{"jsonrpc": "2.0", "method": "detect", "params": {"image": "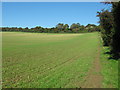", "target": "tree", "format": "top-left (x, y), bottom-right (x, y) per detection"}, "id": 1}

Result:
top-left (97, 1), bottom-right (120, 59)
top-left (2, 23), bottom-right (99, 33)
top-left (63, 24), bottom-right (69, 32)
top-left (34, 26), bottom-right (43, 33)
top-left (25, 27), bottom-right (29, 29)
top-left (56, 23), bottom-right (64, 31)
top-left (85, 24), bottom-right (97, 32)
top-left (70, 23), bottom-right (81, 33)
top-left (70, 23), bottom-right (80, 29)
top-left (111, 2), bottom-right (120, 59)
top-left (97, 9), bottom-right (114, 46)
